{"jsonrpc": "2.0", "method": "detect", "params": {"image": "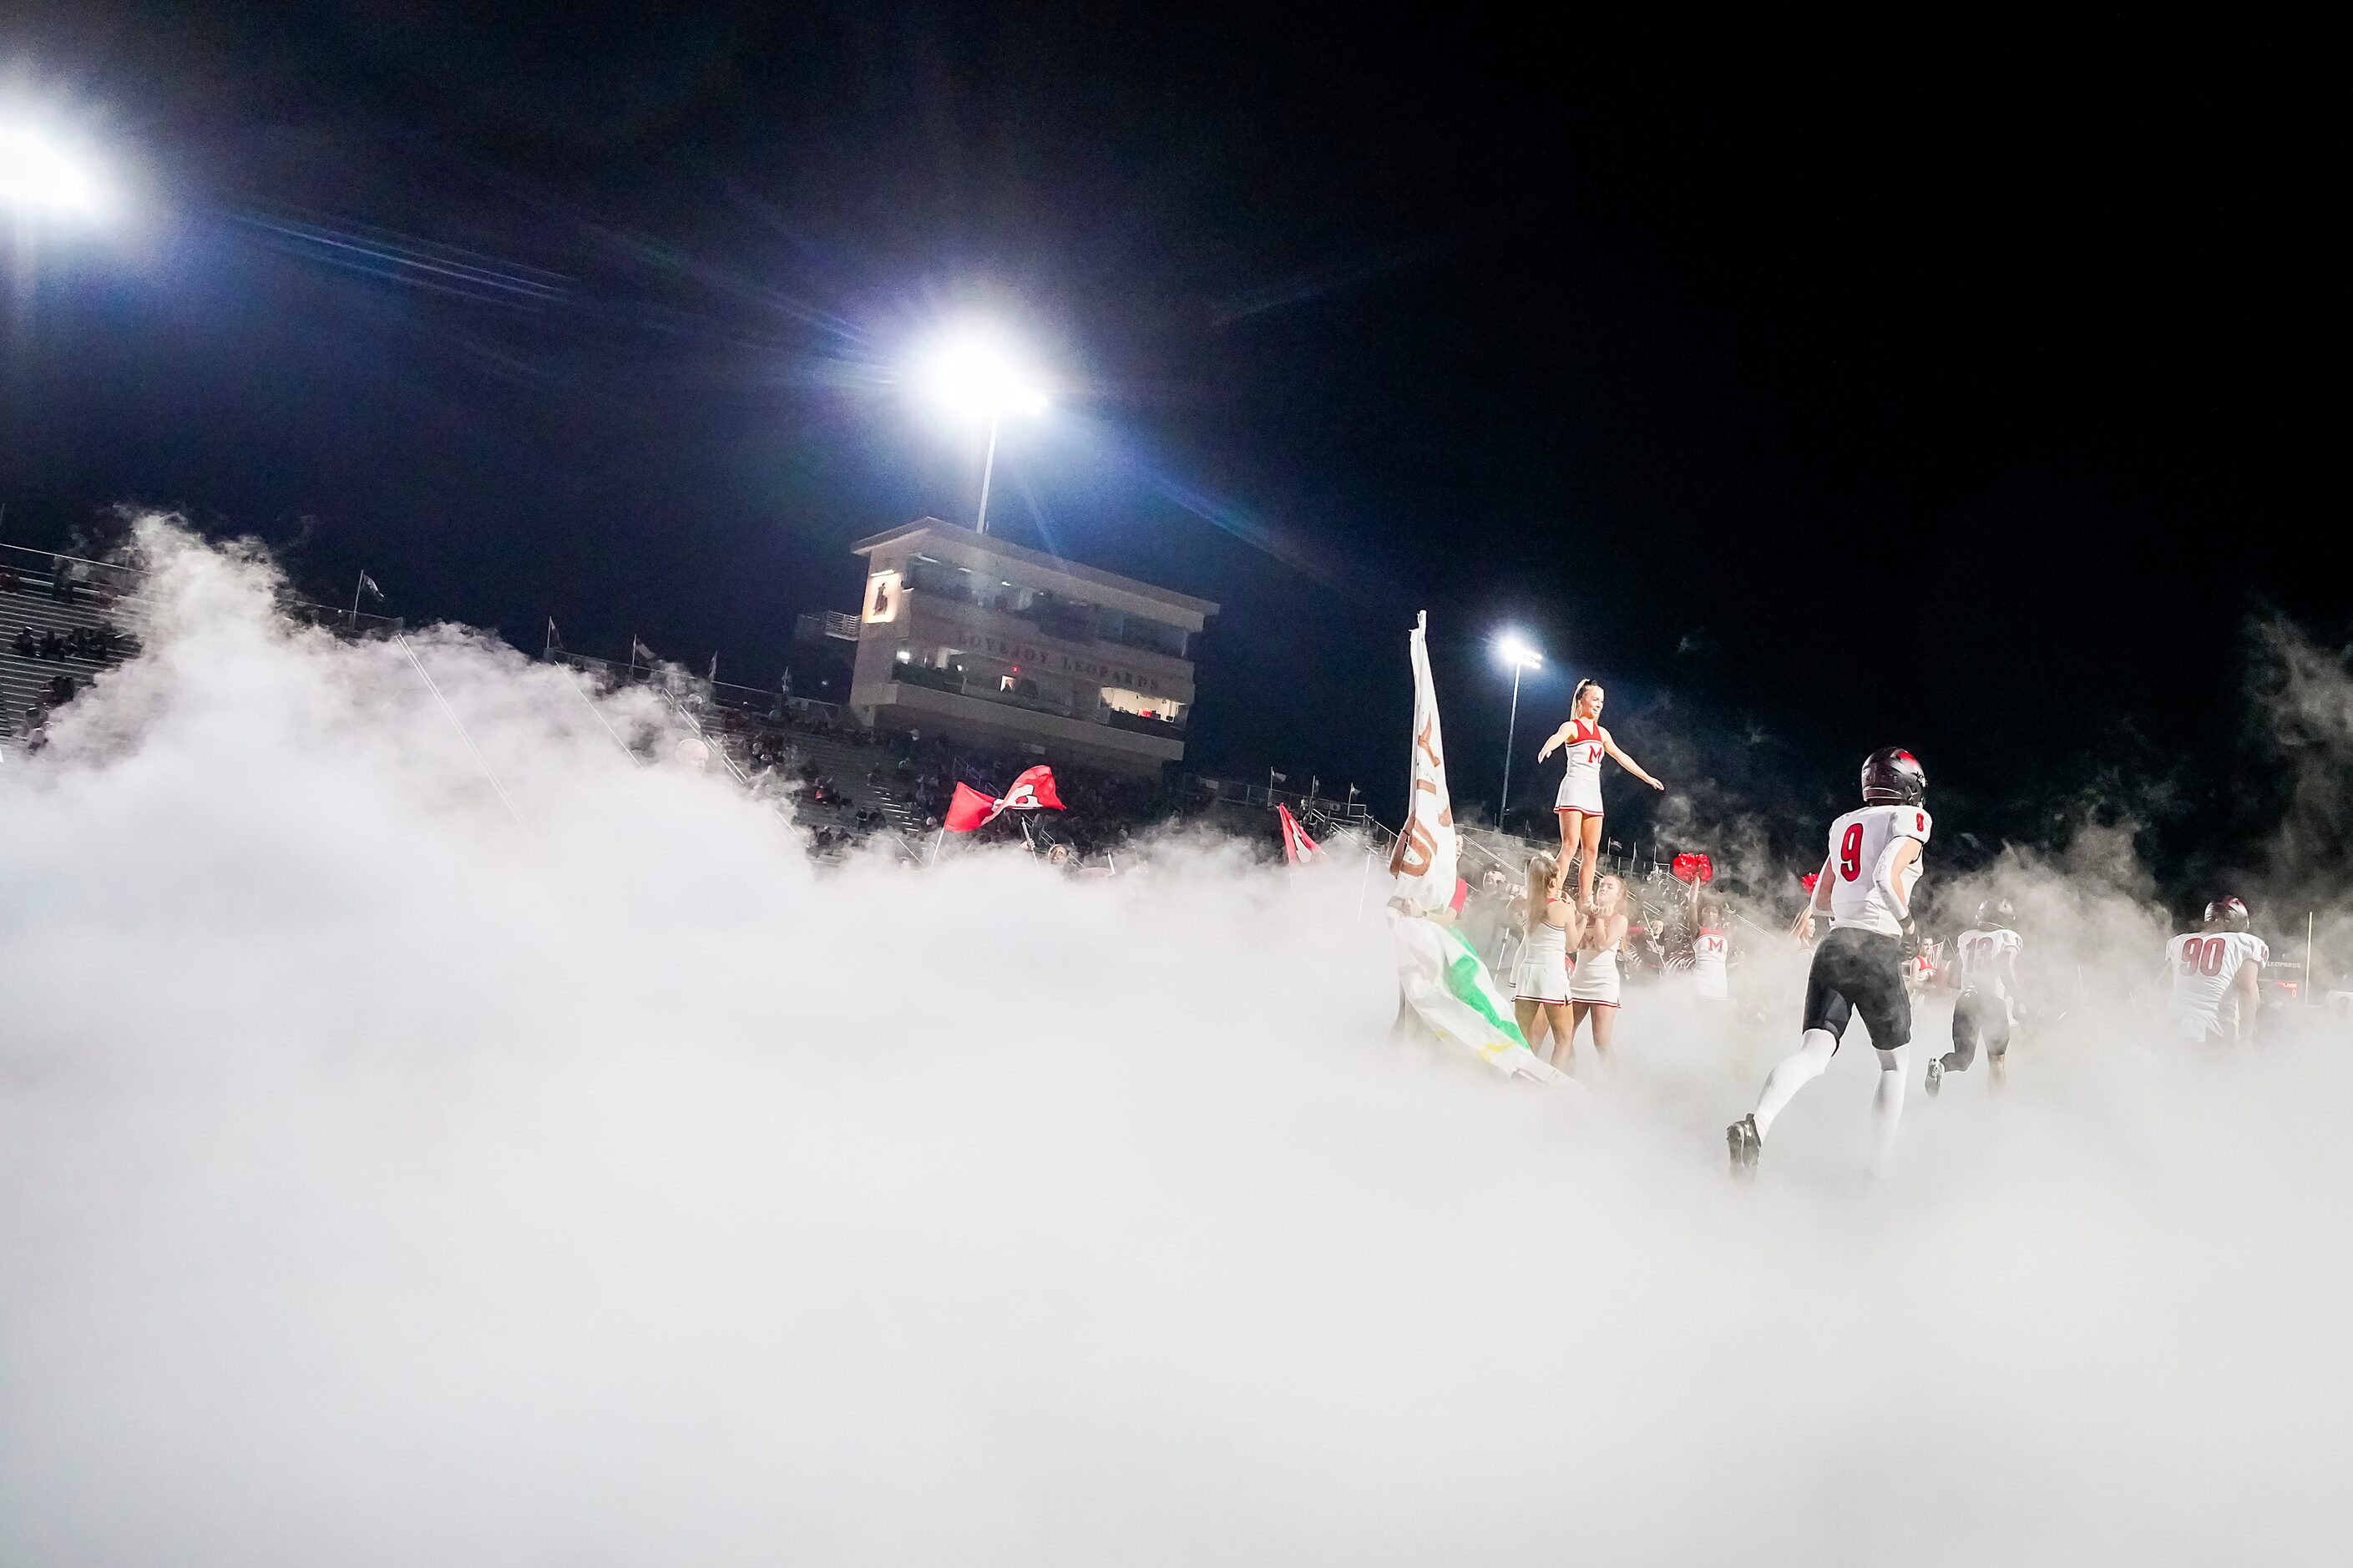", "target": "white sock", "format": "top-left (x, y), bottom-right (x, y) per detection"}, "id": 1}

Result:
top-left (1752, 1029), bottom-right (1839, 1140)
top-left (1870, 1044), bottom-right (1909, 1170)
